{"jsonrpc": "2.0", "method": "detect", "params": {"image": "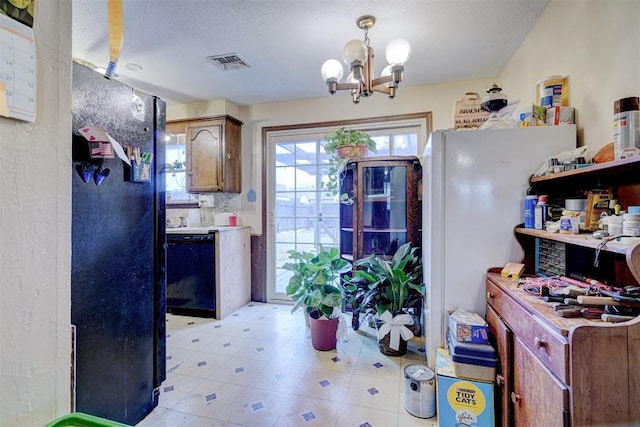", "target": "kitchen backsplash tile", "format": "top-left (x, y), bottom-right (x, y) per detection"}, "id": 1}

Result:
top-left (167, 192), bottom-right (241, 227)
